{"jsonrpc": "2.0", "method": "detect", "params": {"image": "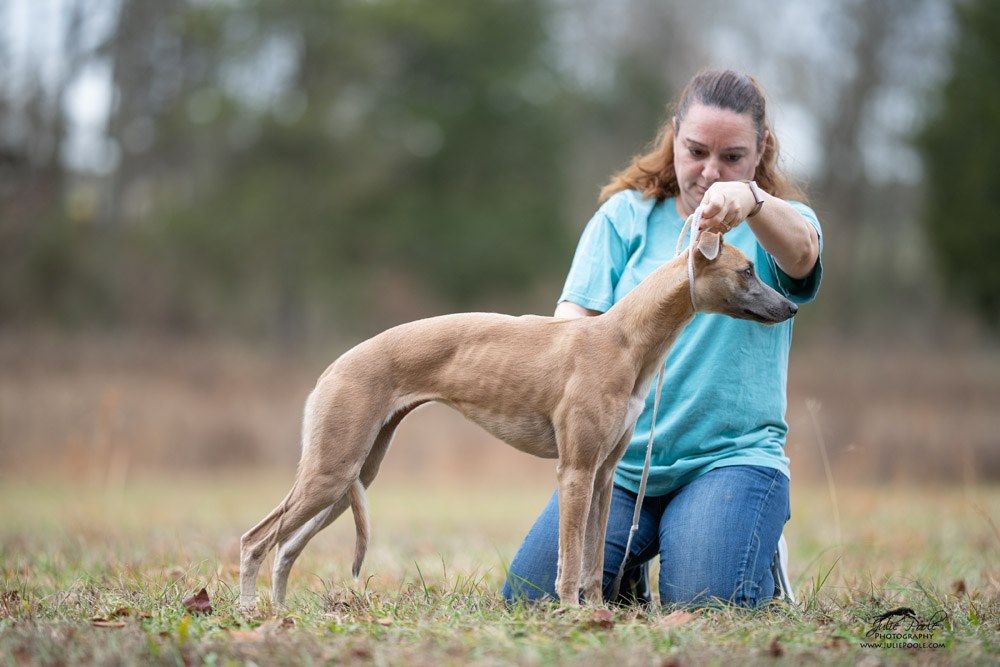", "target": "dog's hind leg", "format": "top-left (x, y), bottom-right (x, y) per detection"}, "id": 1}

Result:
top-left (269, 403), bottom-right (422, 608)
top-left (240, 470), bottom-right (350, 612)
top-left (240, 406), bottom-right (380, 612)
top-left (271, 501), bottom-right (342, 608)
